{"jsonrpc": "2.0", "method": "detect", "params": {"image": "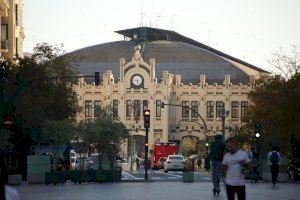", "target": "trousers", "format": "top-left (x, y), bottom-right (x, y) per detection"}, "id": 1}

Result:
top-left (271, 164), bottom-right (279, 183)
top-left (212, 160), bottom-right (222, 187)
top-left (226, 185), bottom-right (246, 200)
